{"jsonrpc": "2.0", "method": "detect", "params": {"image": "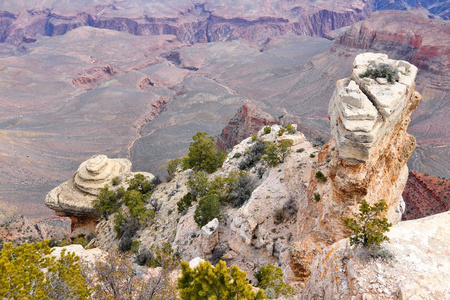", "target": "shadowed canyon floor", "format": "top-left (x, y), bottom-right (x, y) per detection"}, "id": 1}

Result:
top-left (0, 3), bottom-right (449, 217)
